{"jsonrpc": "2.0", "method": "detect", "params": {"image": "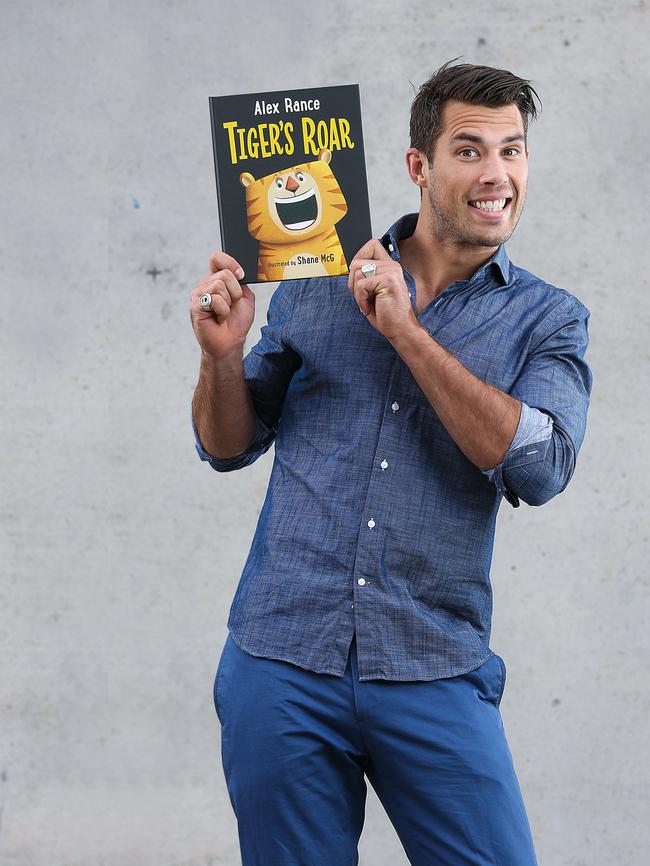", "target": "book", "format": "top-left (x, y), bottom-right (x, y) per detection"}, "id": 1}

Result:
top-left (208, 84), bottom-right (372, 284)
